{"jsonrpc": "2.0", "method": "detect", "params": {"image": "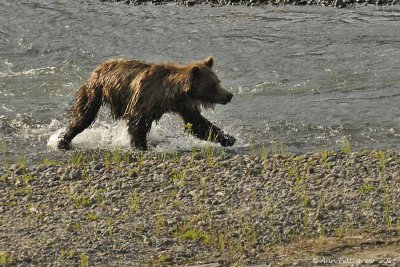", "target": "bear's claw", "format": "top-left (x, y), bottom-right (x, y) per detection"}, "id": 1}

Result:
top-left (220, 134), bottom-right (236, 147)
top-left (57, 139), bottom-right (71, 150)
